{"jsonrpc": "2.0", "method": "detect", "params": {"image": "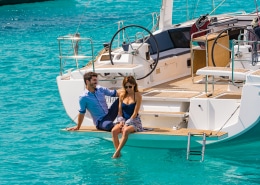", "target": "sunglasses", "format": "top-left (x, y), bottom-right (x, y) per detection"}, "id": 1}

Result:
top-left (124, 85), bottom-right (132, 89)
